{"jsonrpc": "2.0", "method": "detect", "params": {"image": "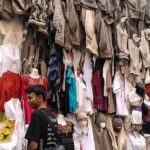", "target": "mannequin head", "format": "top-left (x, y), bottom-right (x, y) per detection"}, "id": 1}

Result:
top-left (57, 114), bottom-right (67, 126)
top-left (112, 117), bottom-right (123, 133)
top-left (132, 124), bottom-right (142, 133)
top-left (95, 113), bottom-right (107, 129)
top-left (76, 112), bottom-right (88, 128)
top-left (30, 68), bottom-right (39, 78)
